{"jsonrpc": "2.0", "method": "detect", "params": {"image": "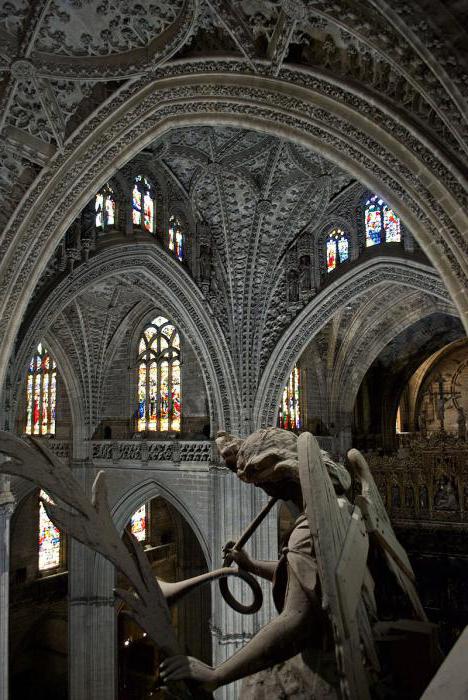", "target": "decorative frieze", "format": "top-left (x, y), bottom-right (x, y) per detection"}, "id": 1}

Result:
top-left (91, 440), bottom-right (212, 464)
